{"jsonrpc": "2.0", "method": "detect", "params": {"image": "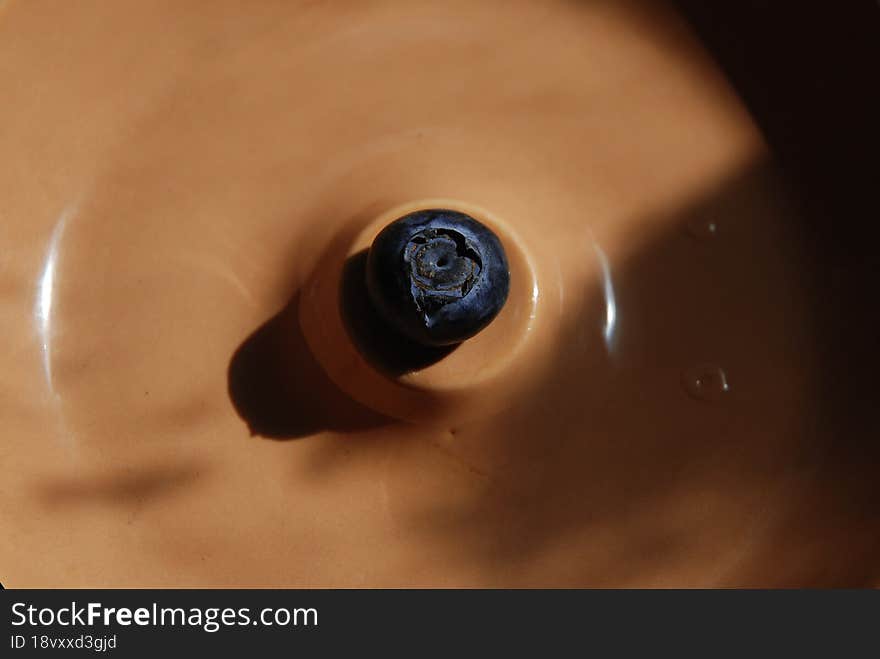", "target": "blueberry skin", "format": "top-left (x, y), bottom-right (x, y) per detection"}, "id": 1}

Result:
top-left (366, 209), bottom-right (510, 347)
